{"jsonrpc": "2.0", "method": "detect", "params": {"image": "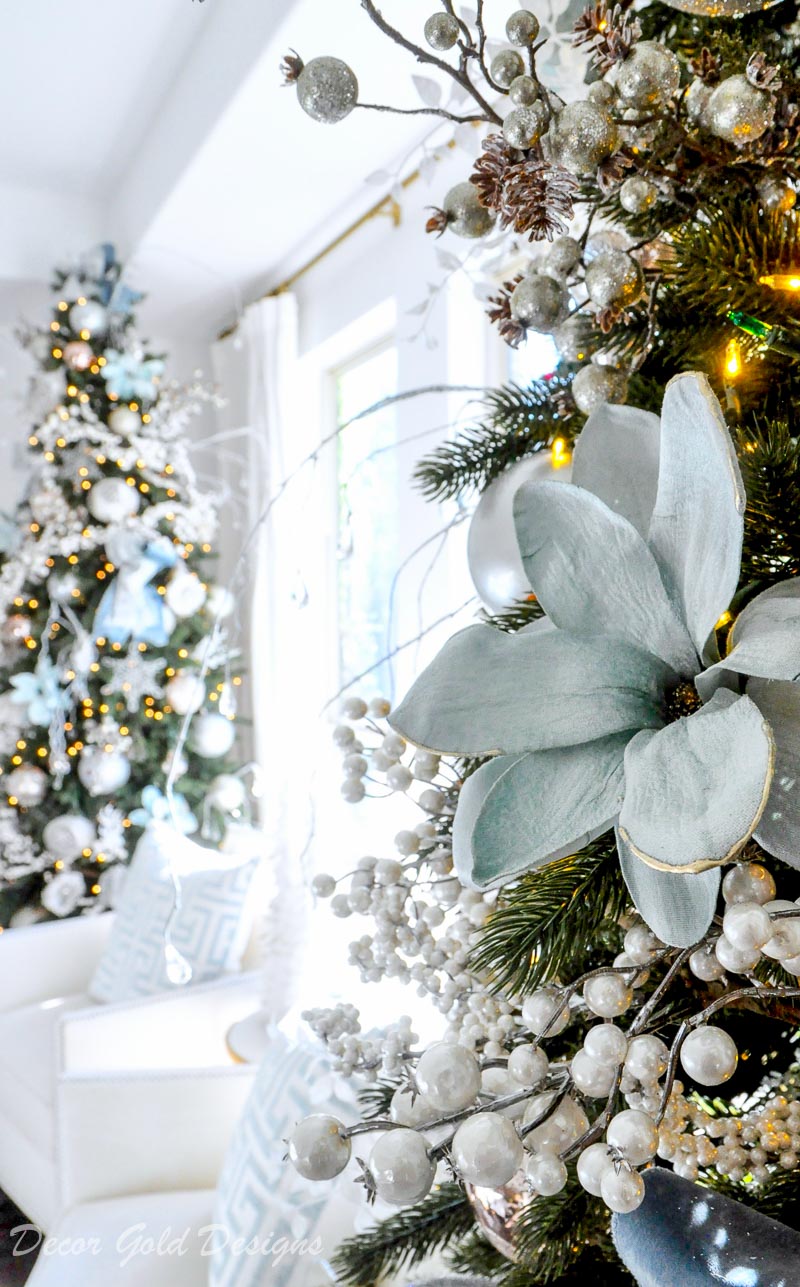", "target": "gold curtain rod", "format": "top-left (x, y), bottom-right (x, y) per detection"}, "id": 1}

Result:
top-left (217, 138), bottom-right (457, 342)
